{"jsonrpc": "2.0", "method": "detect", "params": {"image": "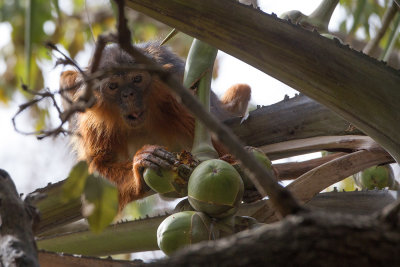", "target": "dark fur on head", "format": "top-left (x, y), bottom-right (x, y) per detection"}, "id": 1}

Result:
top-left (93, 42), bottom-right (185, 79)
